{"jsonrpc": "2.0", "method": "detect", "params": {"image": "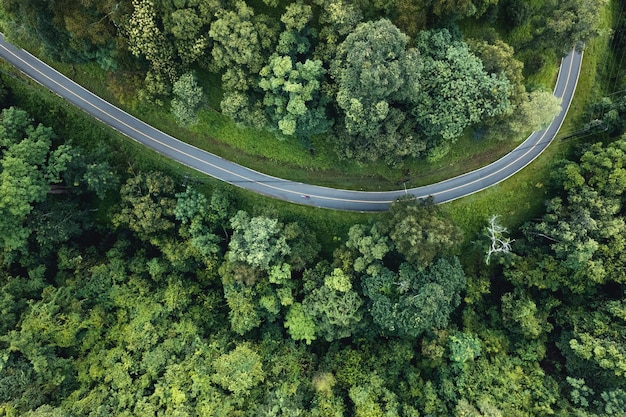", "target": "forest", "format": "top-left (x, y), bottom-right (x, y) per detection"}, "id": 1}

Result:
top-left (0, 0), bottom-right (625, 416)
